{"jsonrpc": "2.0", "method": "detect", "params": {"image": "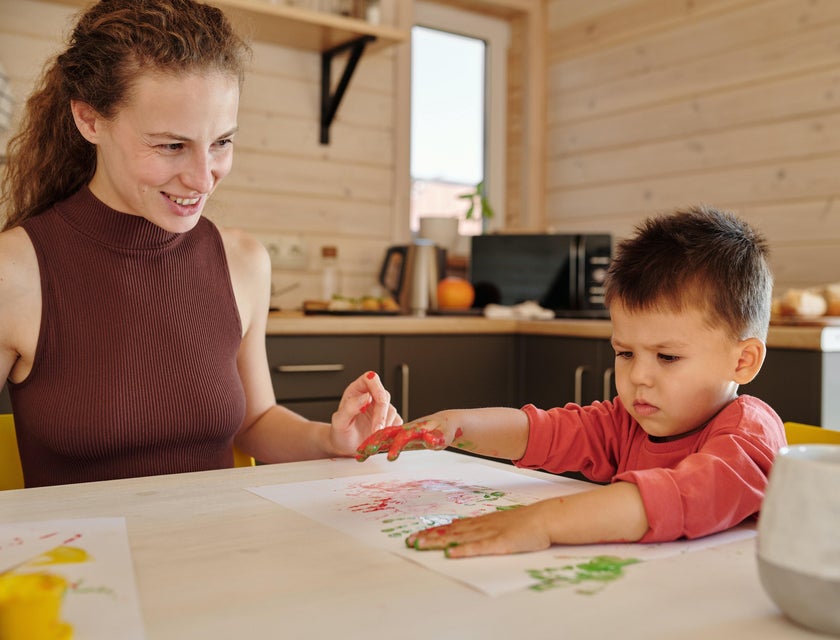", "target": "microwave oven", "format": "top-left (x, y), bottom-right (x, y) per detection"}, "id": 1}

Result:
top-left (469, 233), bottom-right (612, 318)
